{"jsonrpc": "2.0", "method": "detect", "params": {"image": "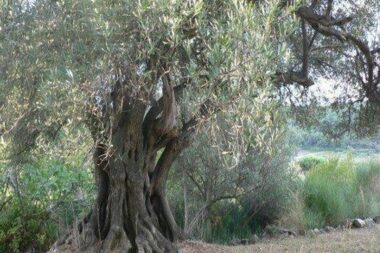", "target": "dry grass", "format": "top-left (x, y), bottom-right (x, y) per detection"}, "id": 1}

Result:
top-left (178, 225), bottom-right (380, 253)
